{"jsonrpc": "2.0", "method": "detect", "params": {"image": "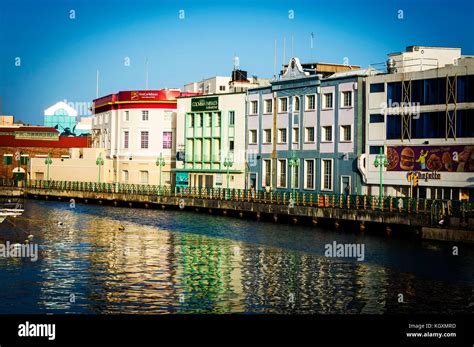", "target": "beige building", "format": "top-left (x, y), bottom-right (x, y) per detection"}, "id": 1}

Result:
top-left (29, 148), bottom-right (111, 182)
